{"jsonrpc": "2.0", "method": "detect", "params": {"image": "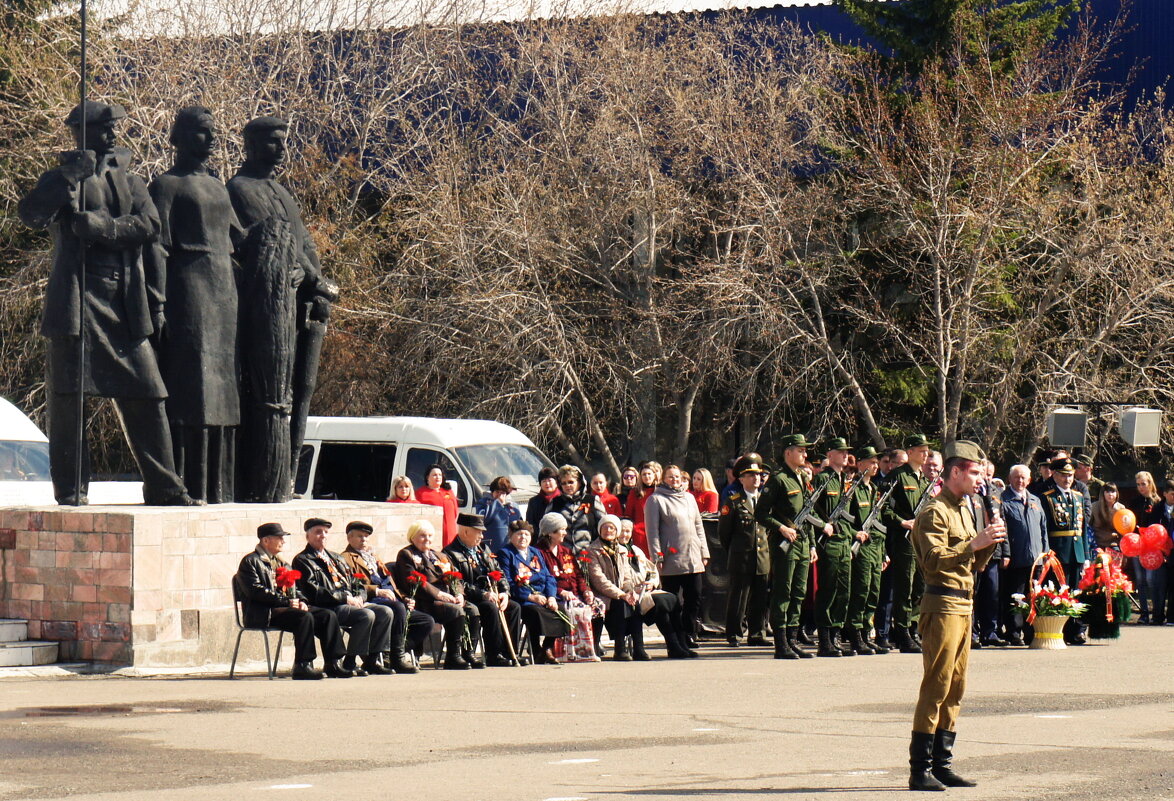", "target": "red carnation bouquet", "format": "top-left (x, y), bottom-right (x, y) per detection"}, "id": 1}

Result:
top-left (274, 566), bottom-right (301, 599)
top-left (405, 569), bottom-right (428, 600)
top-left (1077, 551), bottom-right (1134, 639)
